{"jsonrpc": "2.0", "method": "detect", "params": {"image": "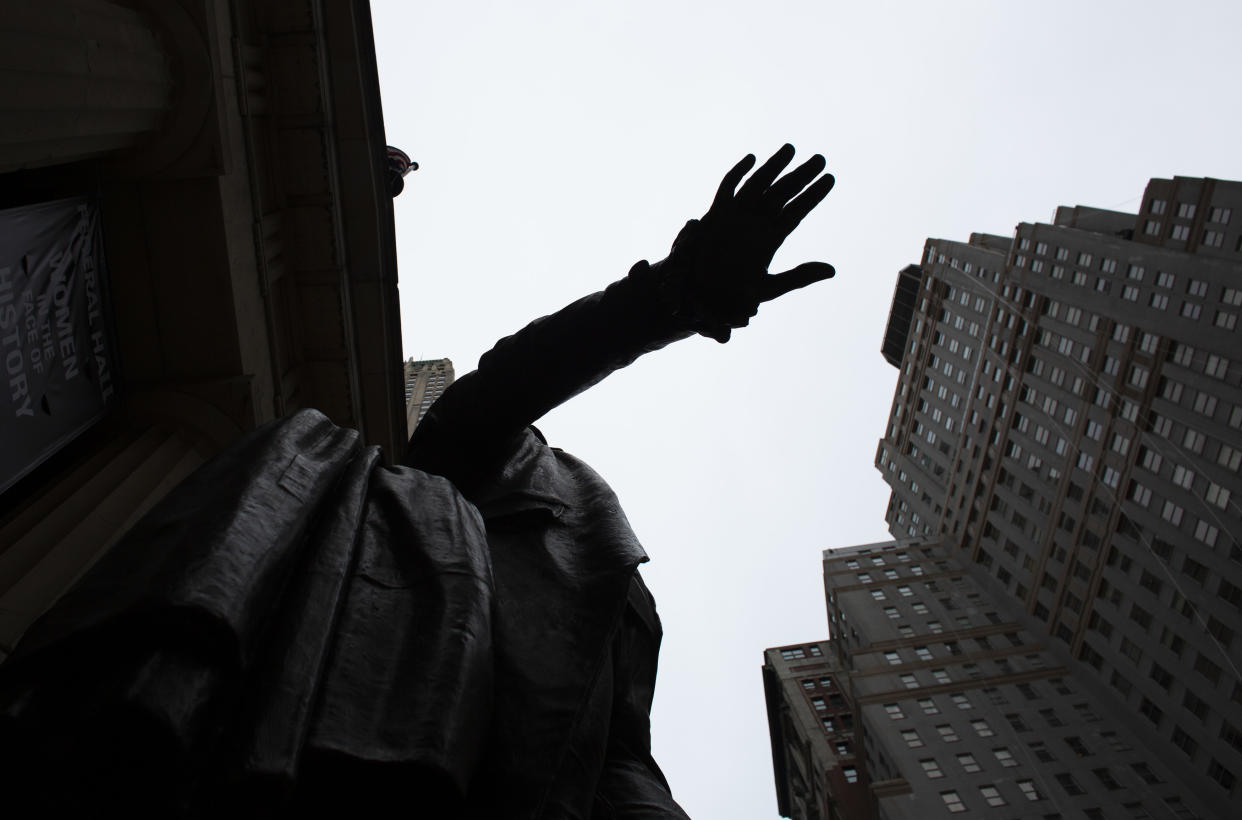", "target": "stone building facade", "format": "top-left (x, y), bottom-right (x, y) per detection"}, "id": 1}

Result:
top-left (0, 0), bottom-right (406, 661)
